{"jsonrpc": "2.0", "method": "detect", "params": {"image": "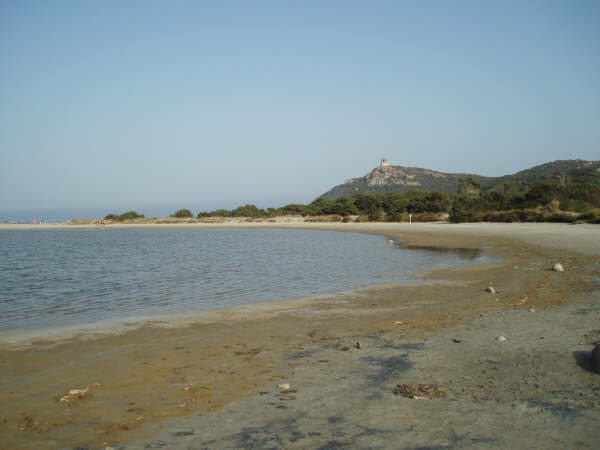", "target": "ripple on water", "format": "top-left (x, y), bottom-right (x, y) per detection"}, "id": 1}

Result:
top-left (0, 228), bottom-right (491, 332)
